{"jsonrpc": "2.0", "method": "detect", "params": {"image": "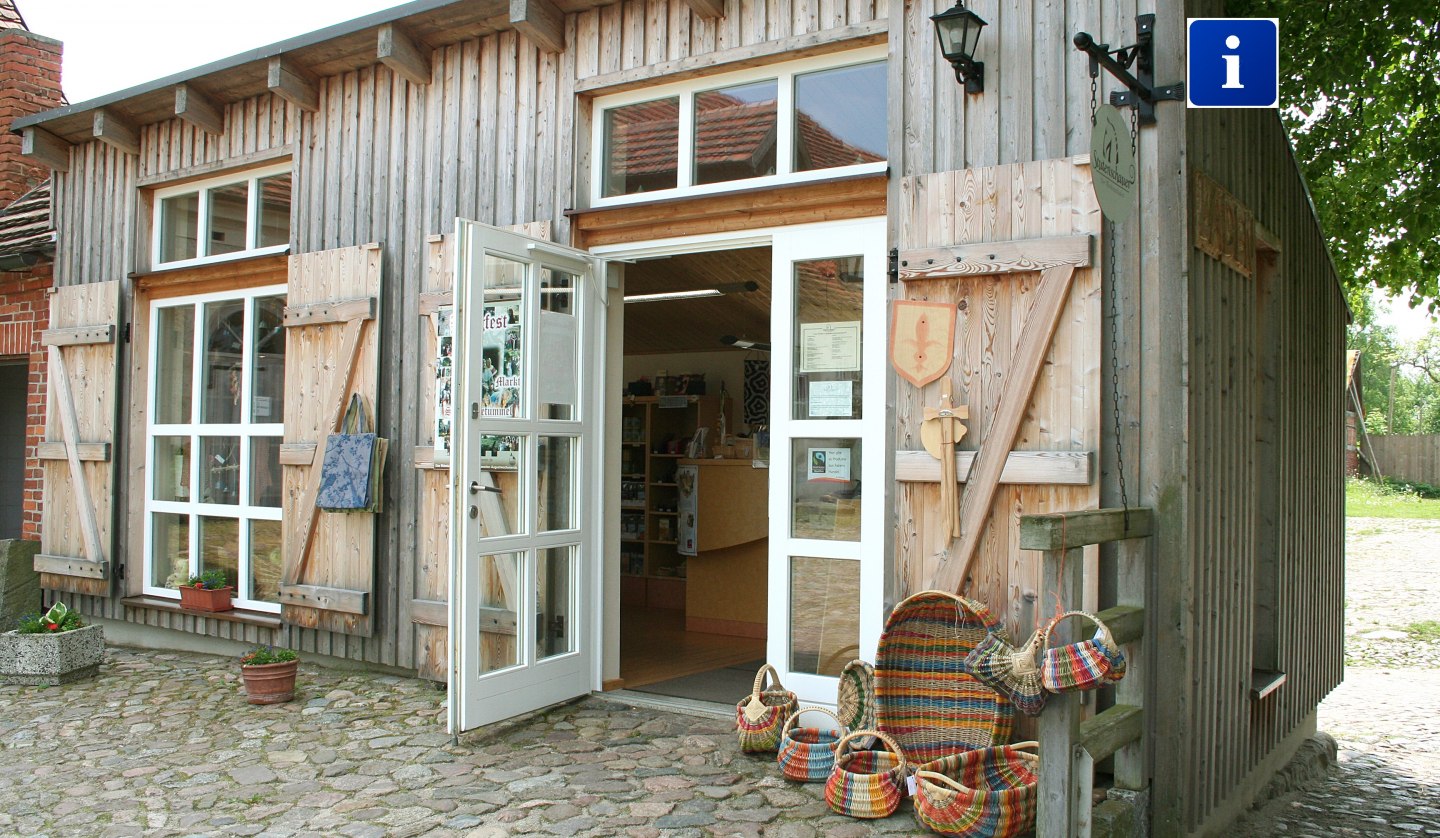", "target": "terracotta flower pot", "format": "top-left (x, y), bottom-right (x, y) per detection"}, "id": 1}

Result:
top-left (178, 585), bottom-right (235, 612)
top-left (240, 659), bottom-right (299, 704)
